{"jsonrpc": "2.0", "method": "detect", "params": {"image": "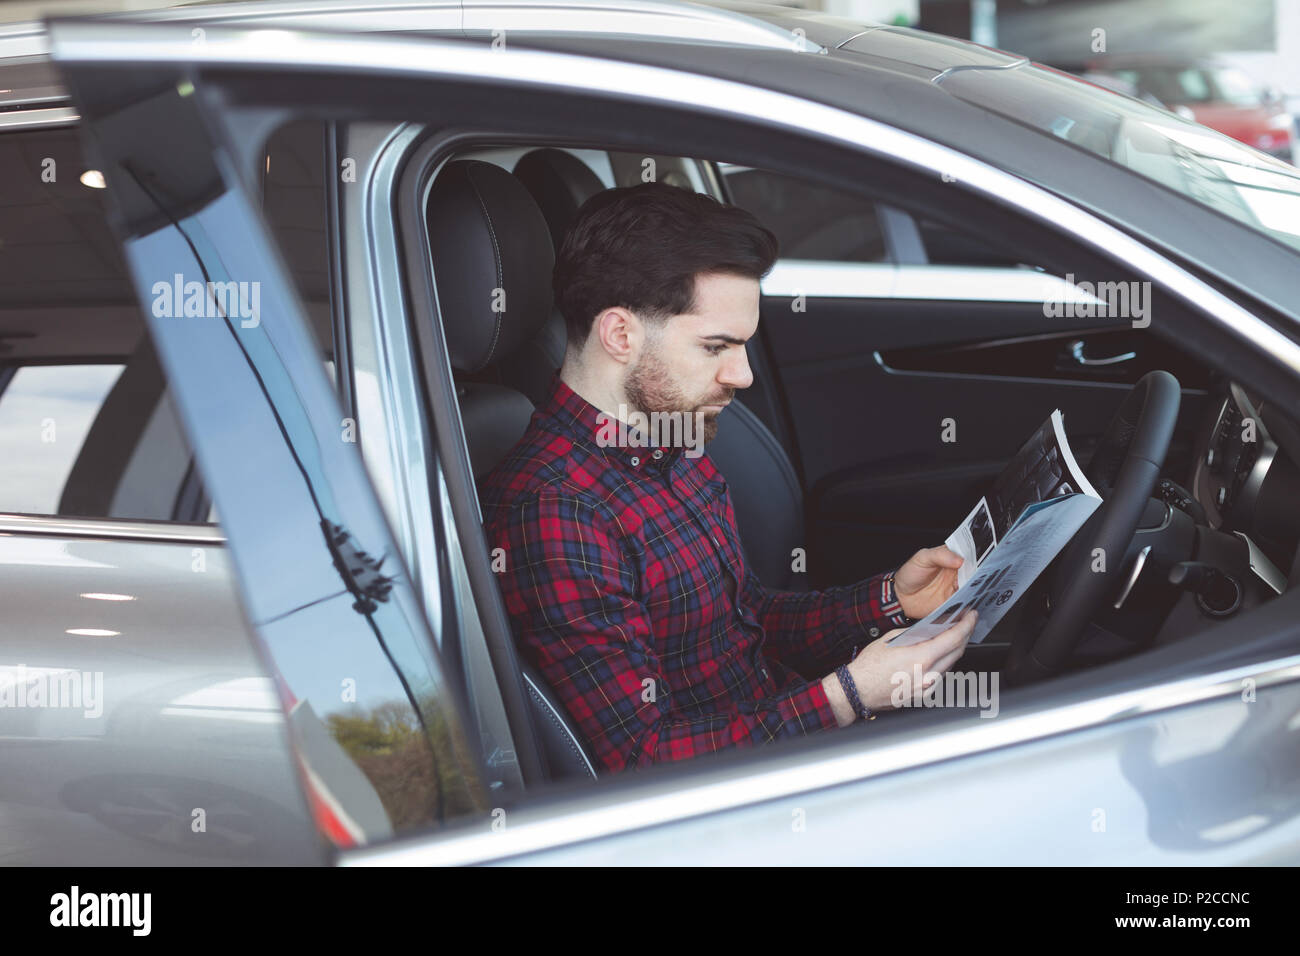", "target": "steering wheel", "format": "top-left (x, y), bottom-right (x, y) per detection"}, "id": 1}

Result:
top-left (1006, 370), bottom-right (1181, 683)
